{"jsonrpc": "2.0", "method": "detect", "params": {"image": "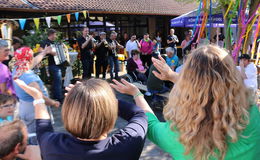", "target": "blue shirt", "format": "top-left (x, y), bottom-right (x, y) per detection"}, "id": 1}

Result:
top-left (176, 64), bottom-right (183, 73)
top-left (12, 69), bottom-right (48, 102)
top-left (166, 55), bottom-right (179, 68)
